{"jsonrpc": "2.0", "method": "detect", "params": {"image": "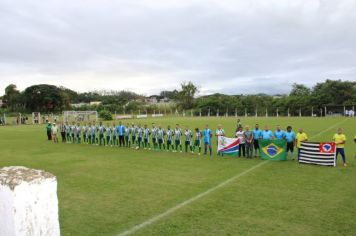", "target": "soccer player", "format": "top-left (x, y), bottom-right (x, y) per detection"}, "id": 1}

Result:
top-left (124, 123), bottom-right (130, 147)
top-left (60, 122), bottom-right (66, 143)
top-left (130, 123), bottom-right (137, 148)
top-left (203, 124), bottom-right (212, 156)
top-left (151, 123), bottom-right (158, 150)
top-left (166, 125), bottom-right (174, 151)
top-left (51, 123), bottom-right (58, 143)
top-left (98, 122), bottom-right (106, 146)
top-left (333, 128), bottom-right (347, 167)
top-left (157, 125), bottom-right (165, 150)
top-left (235, 126), bottom-right (246, 157)
top-left (261, 125), bottom-right (273, 140)
top-left (90, 122), bottom-right (97, 145)
top-left (252, 124), bottom-right (262, 157)
top-left (76, 122), bottom-right (82, 144)
top-left (65, 122), bottom-right (71, 143)
top-left (117, 122), bottom-right (125, 147)
top-left (143, 124), bottom-right (151, 149)
top-left (216, 124), bottom-right (225, 156)
top-left (274, 125), bottom-right (286, 140)
top-left (112, 123), bottom-right (118, 146)
top-left (296, 128), bottom-right (308, 158)
top-left (285, 126), bottom-right (296, 160)
top-left (105, 123), bottom-right (112, 146)
top-left (70, 122), bottom-right (76, 144)
top-left (184, 126), bottom-right (193, 153)
top-left (82, 123), bottom-right (87, 144)
top-left (244, 125), bottom-right (253, 158)
top-left (174, 124), bottom-right (183, 153)
top-left (193, 128), bottom-right (202, 155)
top-left (85, 122), bottom-right (91, 144)
top-left (136, 124), bottom-right (143, 149)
